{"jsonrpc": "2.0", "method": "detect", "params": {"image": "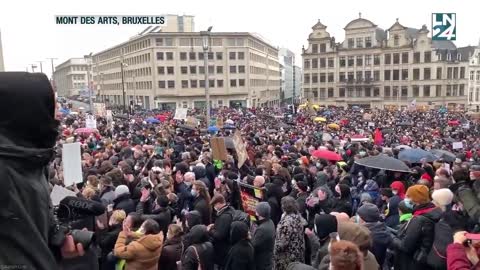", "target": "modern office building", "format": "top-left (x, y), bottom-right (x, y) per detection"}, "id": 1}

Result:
top-left (293, 65), bottom-right (302, 104)
top-left (0, 30), bottom-right (4, 72)
top-left (279, 48), bottom-right (295, 103)
top-left (302, 16), bottom-right (470, 109)
top-left (53, 58), bottom-right (89, 97)
top-left (91, 31), bottom-right (281, 109)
